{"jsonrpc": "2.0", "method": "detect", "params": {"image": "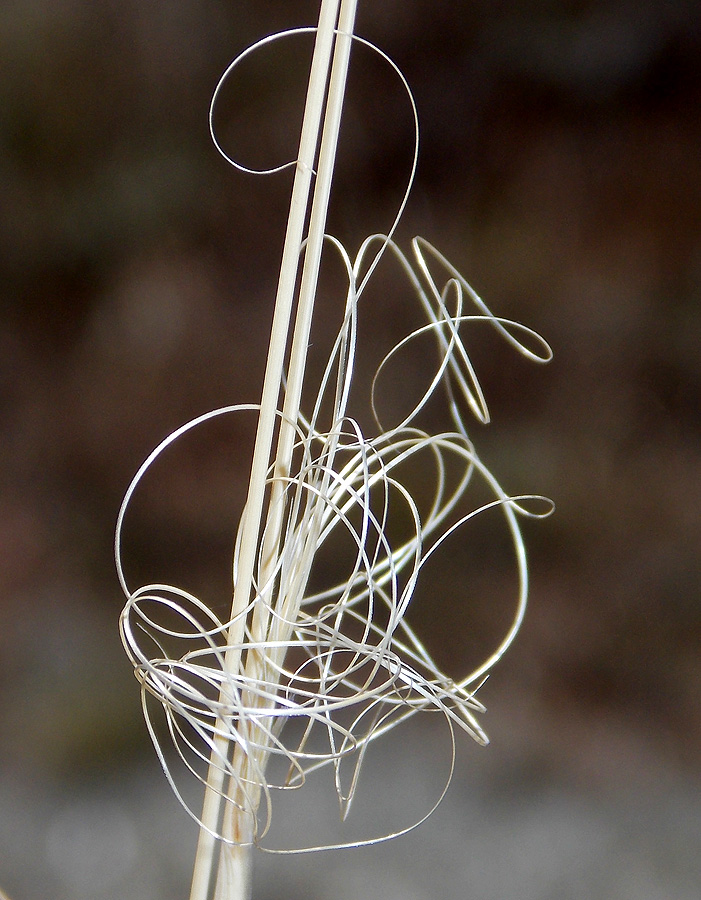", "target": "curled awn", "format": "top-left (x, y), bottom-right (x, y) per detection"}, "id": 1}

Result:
top-left (117, 3), bottom-right (553, 898)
